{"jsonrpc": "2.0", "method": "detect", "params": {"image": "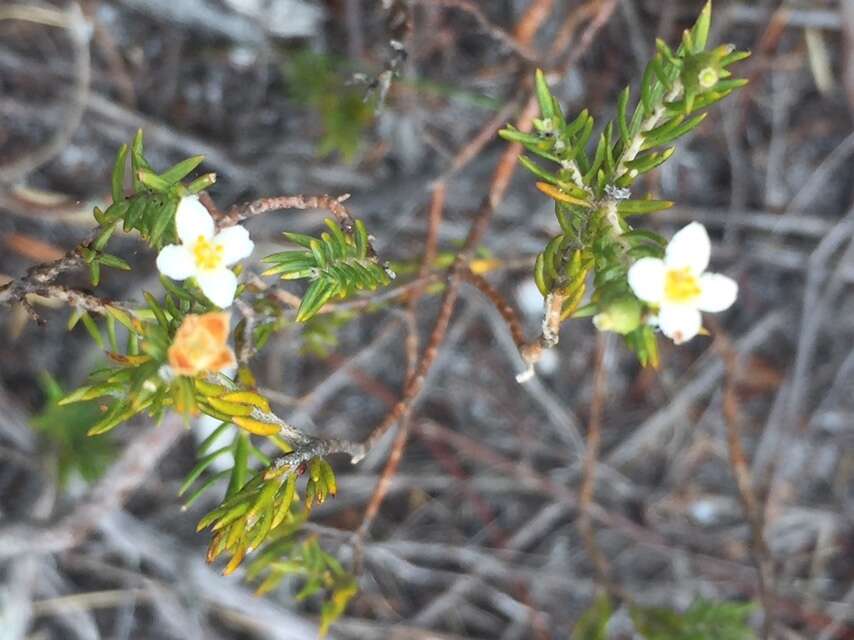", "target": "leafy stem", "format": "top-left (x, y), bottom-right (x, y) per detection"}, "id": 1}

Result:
top-left (500, 1), bottom-right (749, 367)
